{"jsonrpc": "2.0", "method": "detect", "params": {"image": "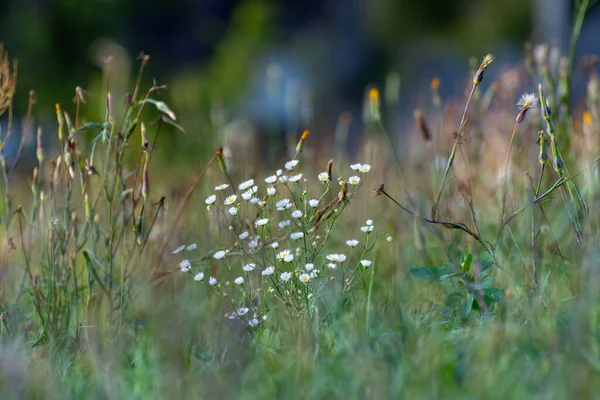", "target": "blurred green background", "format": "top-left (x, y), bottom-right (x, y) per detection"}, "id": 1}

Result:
top-left (0, 0), bottom-right (536, 166)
